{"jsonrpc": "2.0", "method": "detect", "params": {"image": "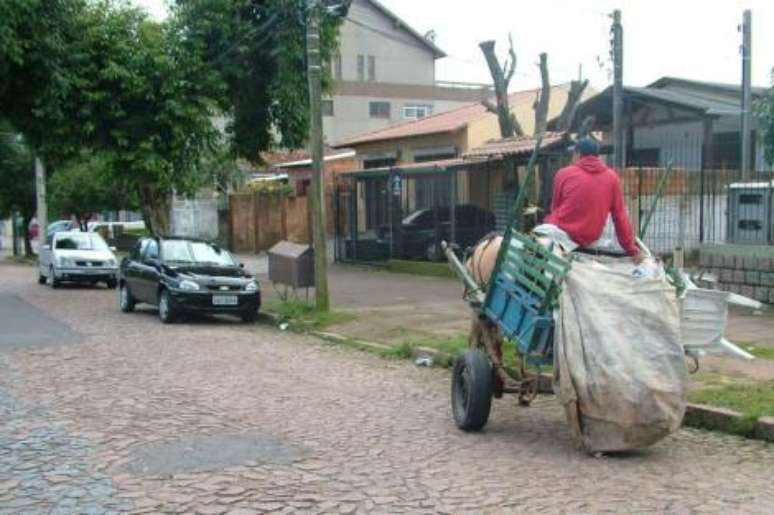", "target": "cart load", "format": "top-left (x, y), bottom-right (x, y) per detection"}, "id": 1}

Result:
top-left (443, 139), bottom-right (758, 454)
